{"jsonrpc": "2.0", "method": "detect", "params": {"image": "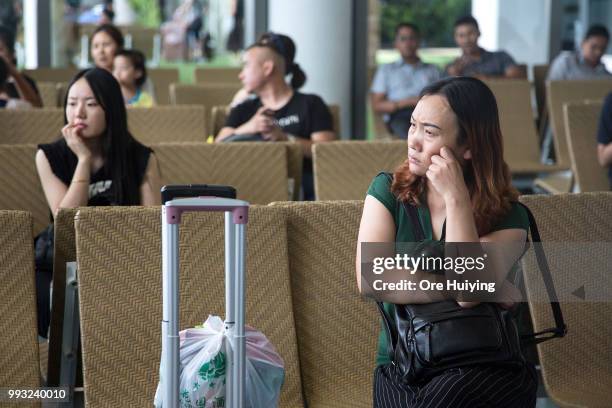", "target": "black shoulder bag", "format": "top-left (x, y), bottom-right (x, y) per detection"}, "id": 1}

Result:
top-left (376, 196), bottom-right (566, 385)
